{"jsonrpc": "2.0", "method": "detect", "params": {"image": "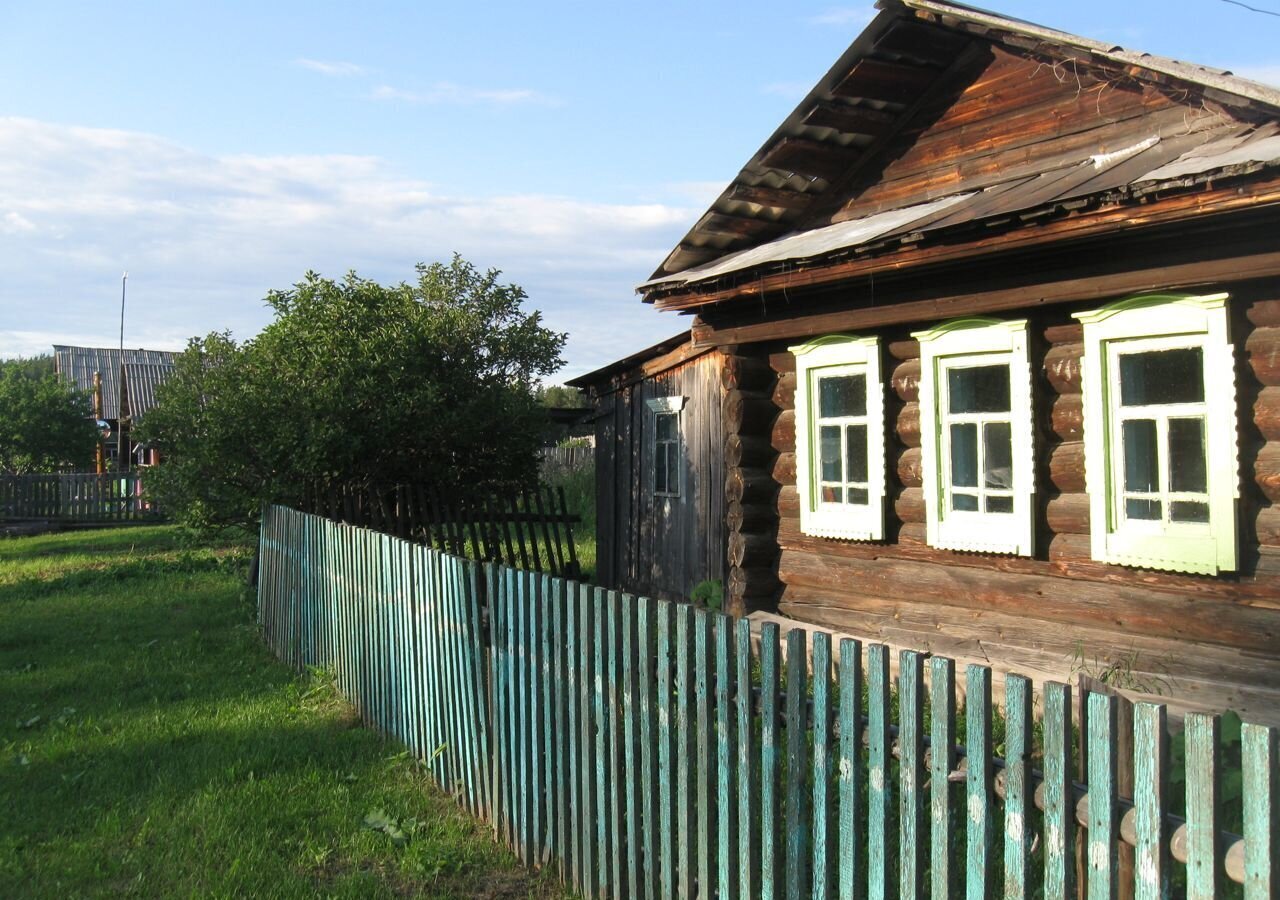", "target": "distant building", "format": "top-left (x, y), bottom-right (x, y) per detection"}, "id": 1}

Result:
top-left (53, 345), bottom-right (177, 468)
